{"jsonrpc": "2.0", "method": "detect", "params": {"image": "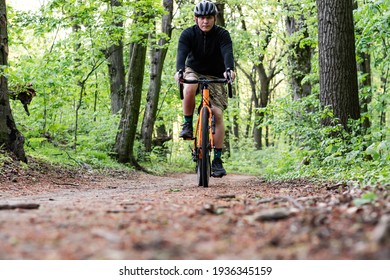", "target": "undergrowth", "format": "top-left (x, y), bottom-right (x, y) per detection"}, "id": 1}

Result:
top-left (6, 91), bottom-right (389, 188)
top-left (2, 132), bottom-right (389, 189)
